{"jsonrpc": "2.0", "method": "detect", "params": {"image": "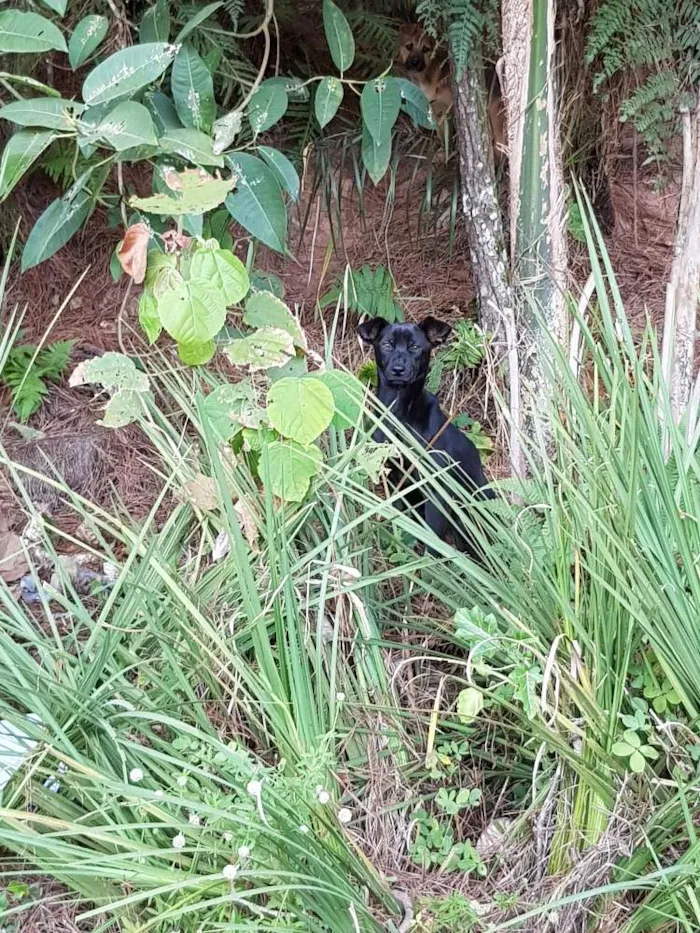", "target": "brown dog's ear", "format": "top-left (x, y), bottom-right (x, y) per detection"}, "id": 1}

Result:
top-left (420, 316), bottom-right (452, 346)
top-left (356, 317), bottom-right (389, 345)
